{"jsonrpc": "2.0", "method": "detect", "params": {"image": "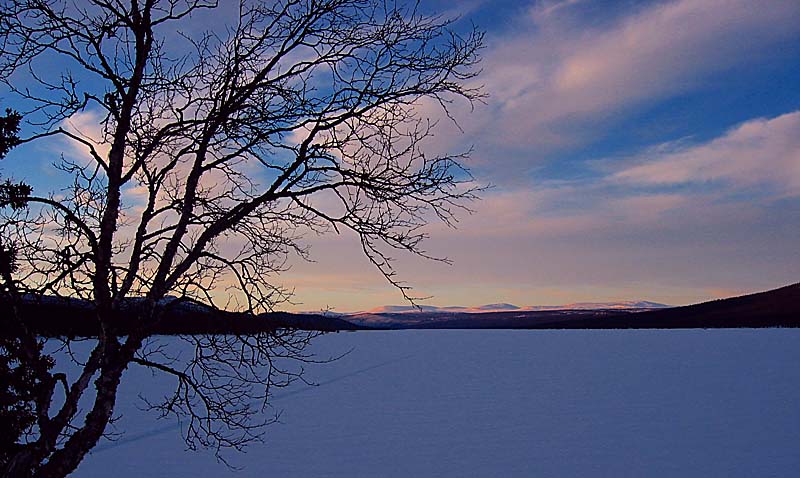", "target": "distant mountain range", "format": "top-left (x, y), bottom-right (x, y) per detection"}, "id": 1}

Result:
top-left (2, 282), bottom-right (798, 336)
top-left (358, 300), bottom-right (670, 315)
top-left (344, 283), bottom-right (800, 329)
